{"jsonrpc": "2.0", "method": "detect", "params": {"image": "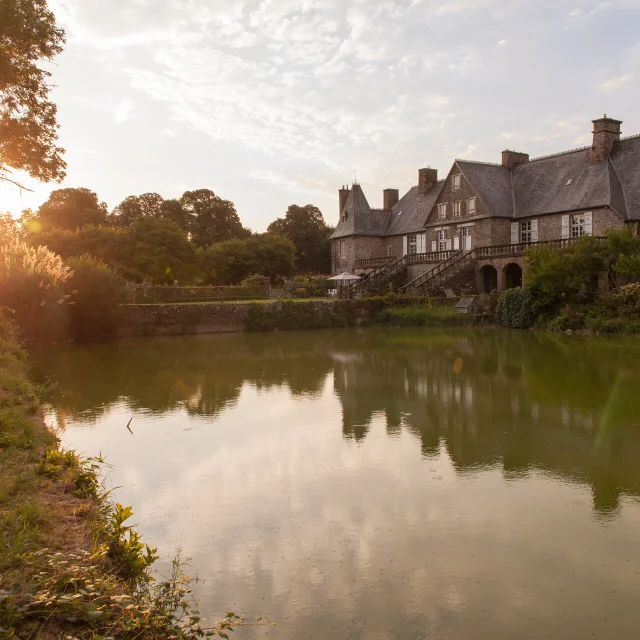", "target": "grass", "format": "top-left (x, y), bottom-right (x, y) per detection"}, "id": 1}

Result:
top-left (376, 305), bottom-right (476, 328)
top-left (0, 312), bottom-right (267, 638)
top-left (126, 297), bottom-right (330, 306)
